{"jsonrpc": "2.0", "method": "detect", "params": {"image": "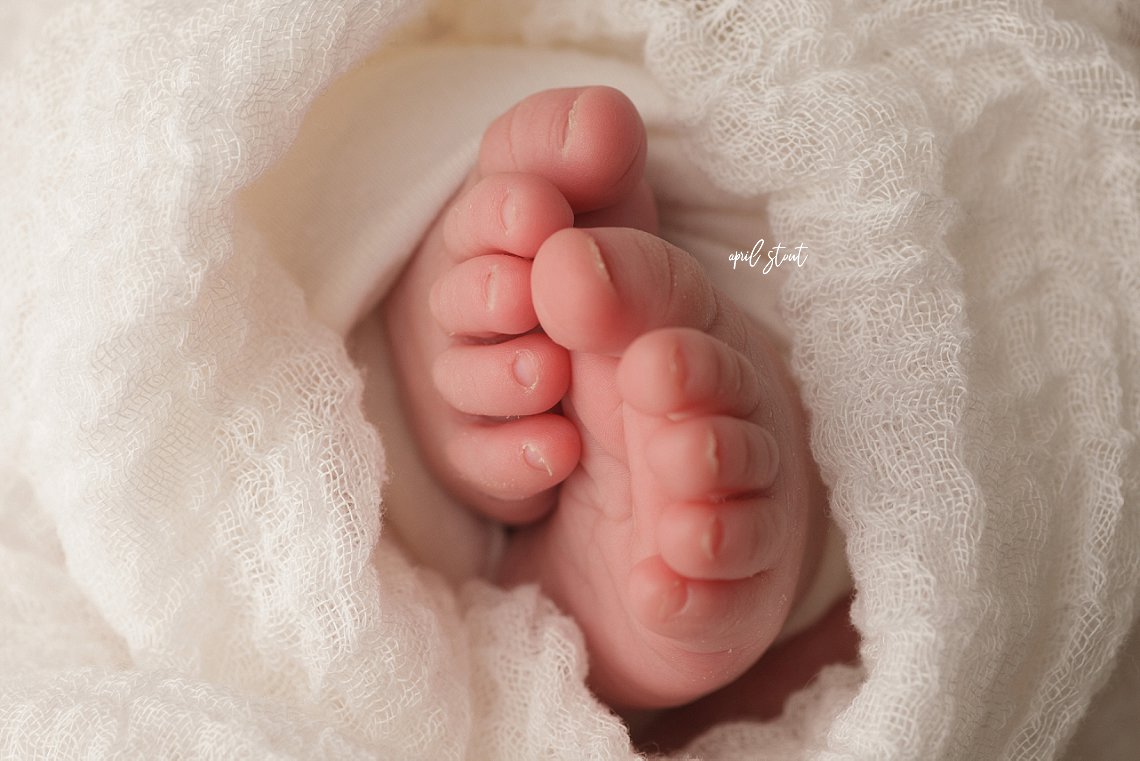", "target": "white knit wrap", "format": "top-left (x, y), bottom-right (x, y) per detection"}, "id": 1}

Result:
top-left (2, 1), bottom-right (1138, 758)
